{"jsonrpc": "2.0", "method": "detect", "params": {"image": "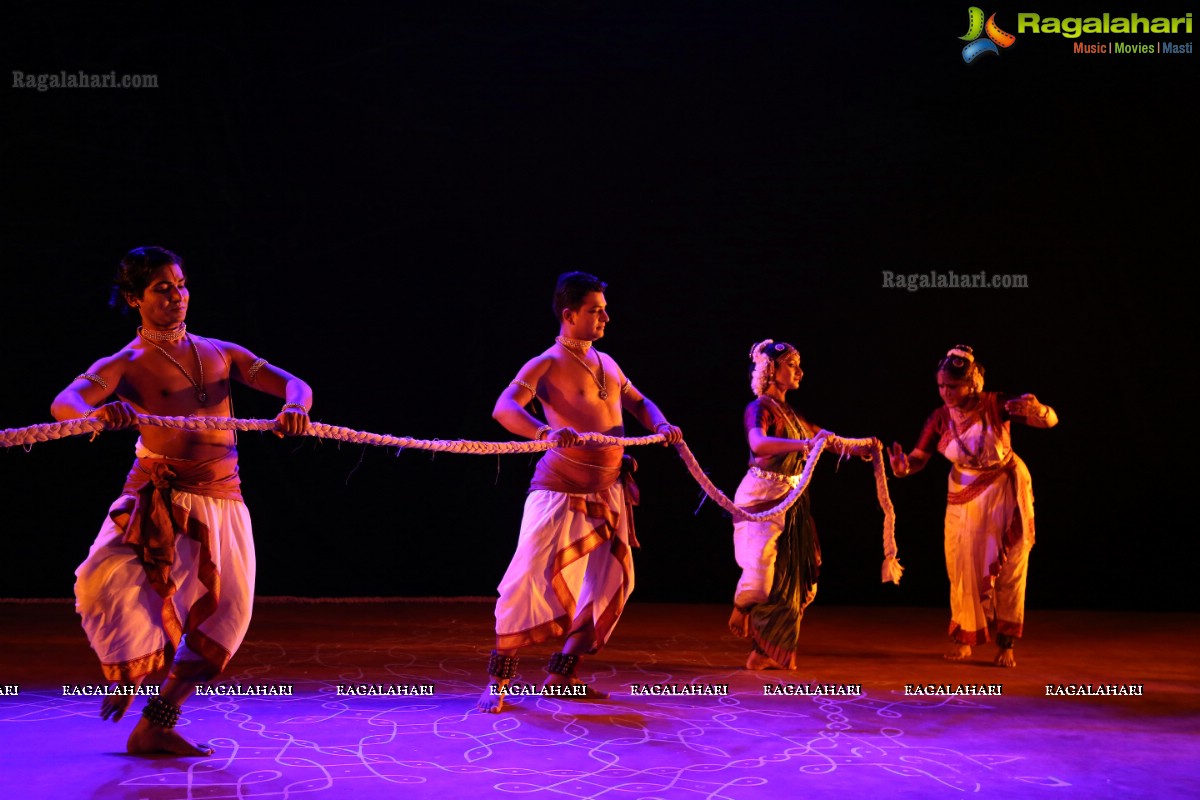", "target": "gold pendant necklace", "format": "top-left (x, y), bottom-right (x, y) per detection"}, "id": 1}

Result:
top-left (140, 330), bottom-right (208, 405)
top-left (556, 338), bottom-right (607, 400)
